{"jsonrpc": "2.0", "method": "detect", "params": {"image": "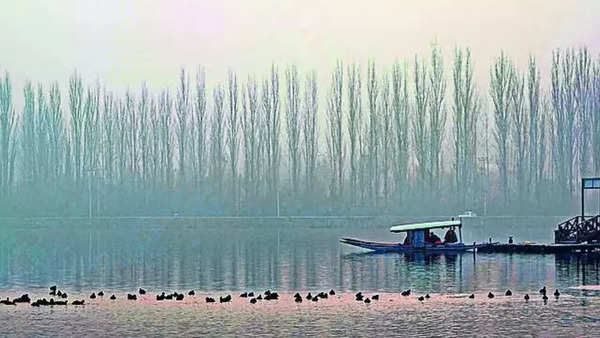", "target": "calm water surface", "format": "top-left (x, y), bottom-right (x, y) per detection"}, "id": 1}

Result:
top-left (1, 216), bottom-right (600, 337)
